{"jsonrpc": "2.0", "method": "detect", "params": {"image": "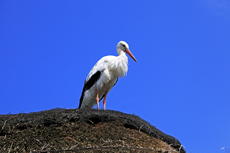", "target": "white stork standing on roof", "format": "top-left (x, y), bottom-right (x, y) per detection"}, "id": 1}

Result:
top-left (78, 41), bottom-right (137, 110)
